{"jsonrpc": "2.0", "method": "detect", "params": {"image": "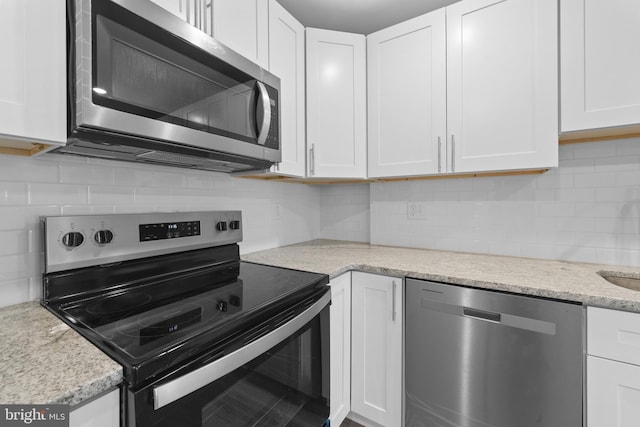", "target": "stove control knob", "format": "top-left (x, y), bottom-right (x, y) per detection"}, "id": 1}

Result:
top-left (94, 229), bottom-right (114, 244)
top-left (216, 301), bottom-right (228, 312)
top-left (62, 231), bottom-right (84, 248)
top-left (229, 220), bottom-right (241, 230)
top-left (216, 221), bottom-right (228, 231)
